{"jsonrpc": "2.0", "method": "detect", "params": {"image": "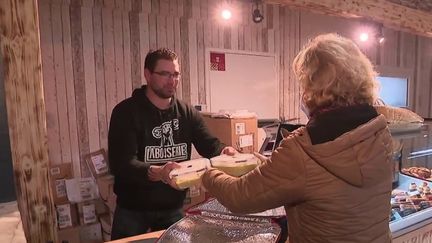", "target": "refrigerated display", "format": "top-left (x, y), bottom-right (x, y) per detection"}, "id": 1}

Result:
top-left (390, 122), bottom-right (432, 242)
